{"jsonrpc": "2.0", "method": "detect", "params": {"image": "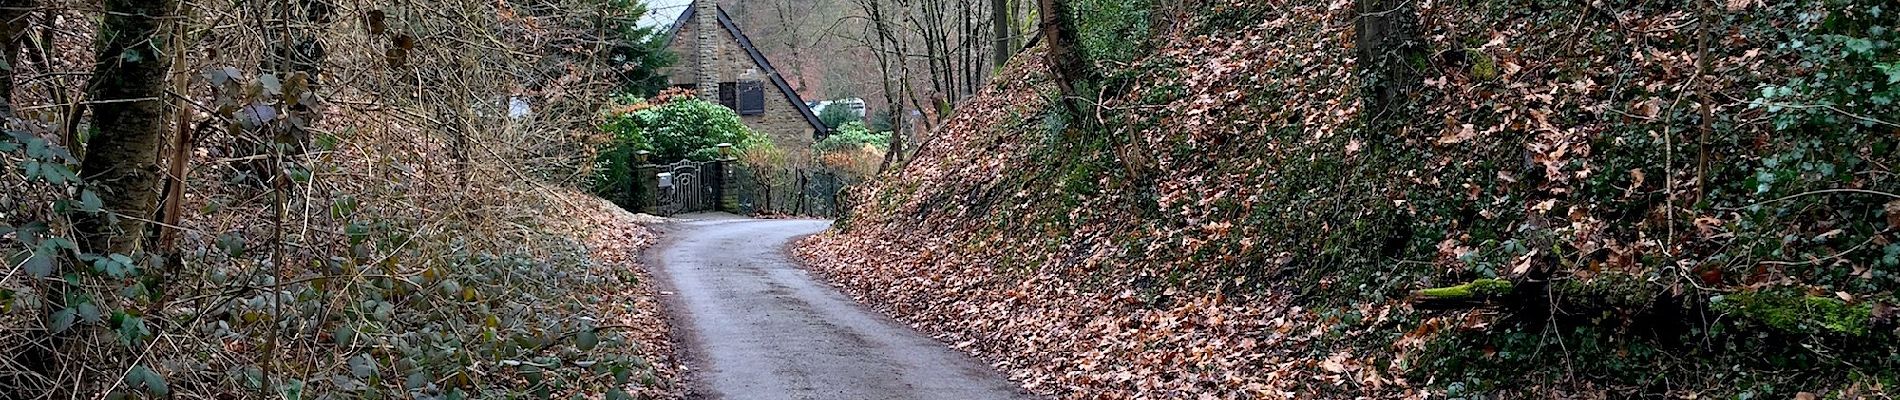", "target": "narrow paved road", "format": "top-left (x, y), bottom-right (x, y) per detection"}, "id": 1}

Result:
top-left (653, 214), bottom-right (1031, 400)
